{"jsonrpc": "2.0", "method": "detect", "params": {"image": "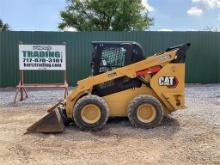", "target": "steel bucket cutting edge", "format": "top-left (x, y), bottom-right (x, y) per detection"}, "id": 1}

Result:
top-left (26, 109), bottom-right (65, 134)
